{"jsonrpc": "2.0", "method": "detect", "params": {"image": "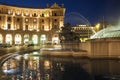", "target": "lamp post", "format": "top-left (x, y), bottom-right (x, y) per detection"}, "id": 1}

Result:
top-left (96, 23), bottom-right (100, 32)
